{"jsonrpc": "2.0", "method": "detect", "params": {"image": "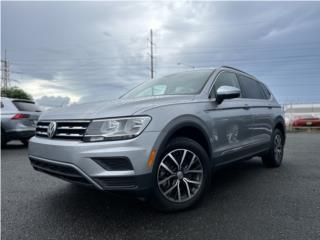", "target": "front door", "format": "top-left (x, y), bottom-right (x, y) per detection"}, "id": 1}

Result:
top-left (205, 71), bottom-right (255, 166)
